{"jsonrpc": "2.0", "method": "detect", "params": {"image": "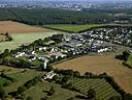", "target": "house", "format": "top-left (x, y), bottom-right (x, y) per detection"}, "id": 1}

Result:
top-left (38, 56), bottom-right (49, 69)
top-left (15, 52), bottom-right (26, 58)
top-left (43, 71), bottom-right (57, 80)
